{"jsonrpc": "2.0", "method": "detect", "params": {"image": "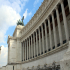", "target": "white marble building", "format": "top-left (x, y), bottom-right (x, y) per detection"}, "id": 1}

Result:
top-left (0, 0), bottom-right (70, 70)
